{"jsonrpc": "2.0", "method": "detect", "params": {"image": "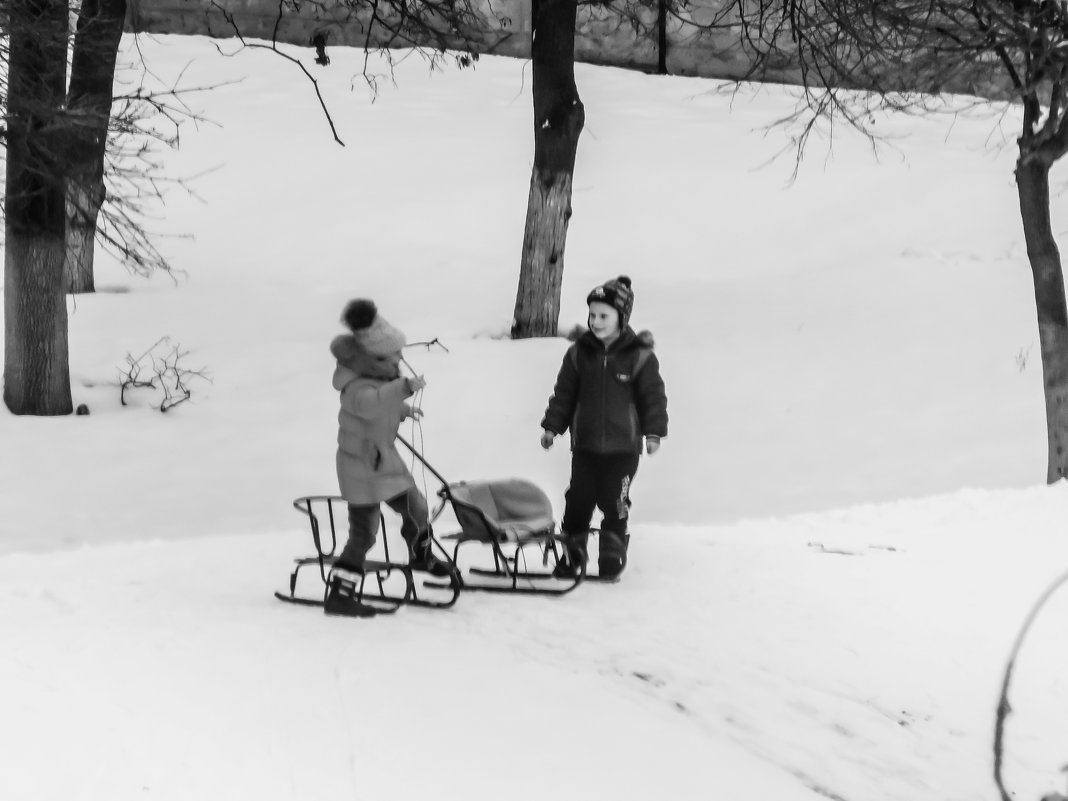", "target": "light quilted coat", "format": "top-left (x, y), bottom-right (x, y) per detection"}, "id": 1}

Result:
top-left (333, 363), bottom-right (417, 505)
